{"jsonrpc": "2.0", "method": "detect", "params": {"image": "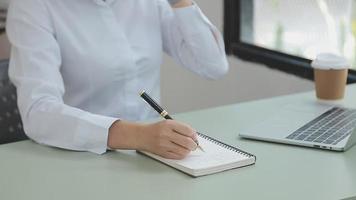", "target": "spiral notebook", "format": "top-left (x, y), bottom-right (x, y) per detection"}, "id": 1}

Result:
top-left (139, 133), bottom-right (256, 177)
